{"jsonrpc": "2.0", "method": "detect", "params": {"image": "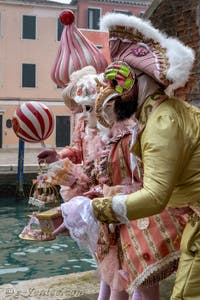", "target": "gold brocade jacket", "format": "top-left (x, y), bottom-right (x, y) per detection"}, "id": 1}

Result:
top-left (92, 92), bottom-right (200, 223)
